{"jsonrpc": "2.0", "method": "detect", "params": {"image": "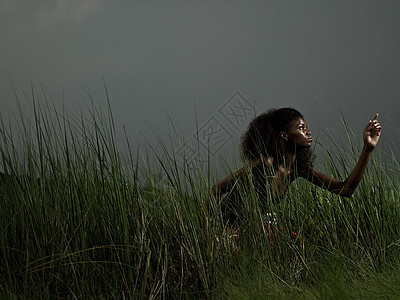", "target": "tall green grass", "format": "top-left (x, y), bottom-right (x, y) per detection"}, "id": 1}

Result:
top-left (1, 91), bottom-right (400, 298)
